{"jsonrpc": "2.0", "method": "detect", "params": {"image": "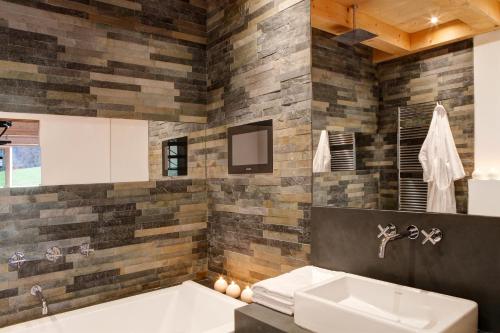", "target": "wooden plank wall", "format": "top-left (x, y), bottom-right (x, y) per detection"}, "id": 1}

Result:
top-left (0, 0), bottom-right (207, 122)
